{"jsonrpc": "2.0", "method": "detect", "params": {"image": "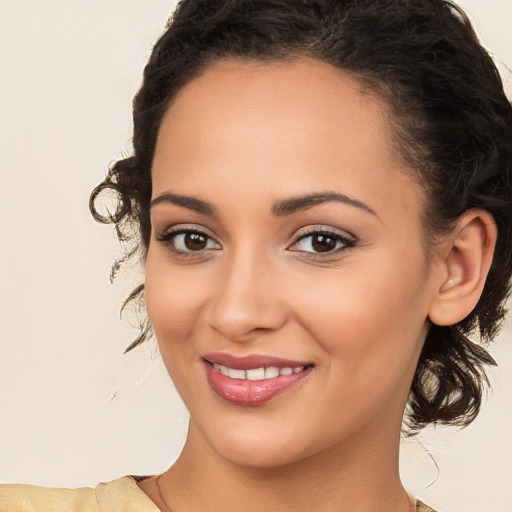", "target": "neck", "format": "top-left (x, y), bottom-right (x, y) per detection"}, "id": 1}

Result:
top-left (157, 417), bottom-right (412, 512)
